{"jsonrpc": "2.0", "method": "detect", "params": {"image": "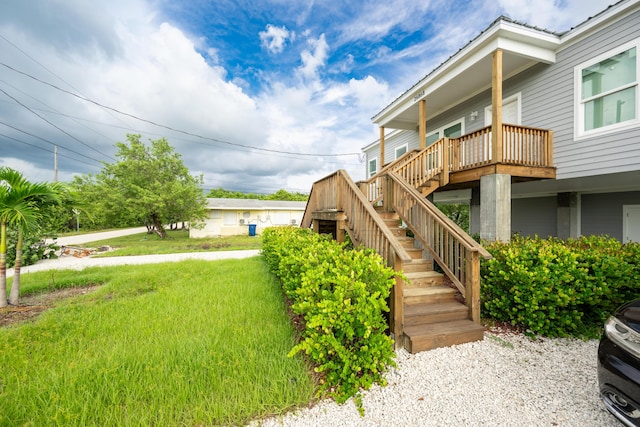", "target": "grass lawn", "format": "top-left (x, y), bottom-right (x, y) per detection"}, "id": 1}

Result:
top-left (0, 258), bottom-right (316, 426)
top-left (83, 229), bottom-right (263, 256)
